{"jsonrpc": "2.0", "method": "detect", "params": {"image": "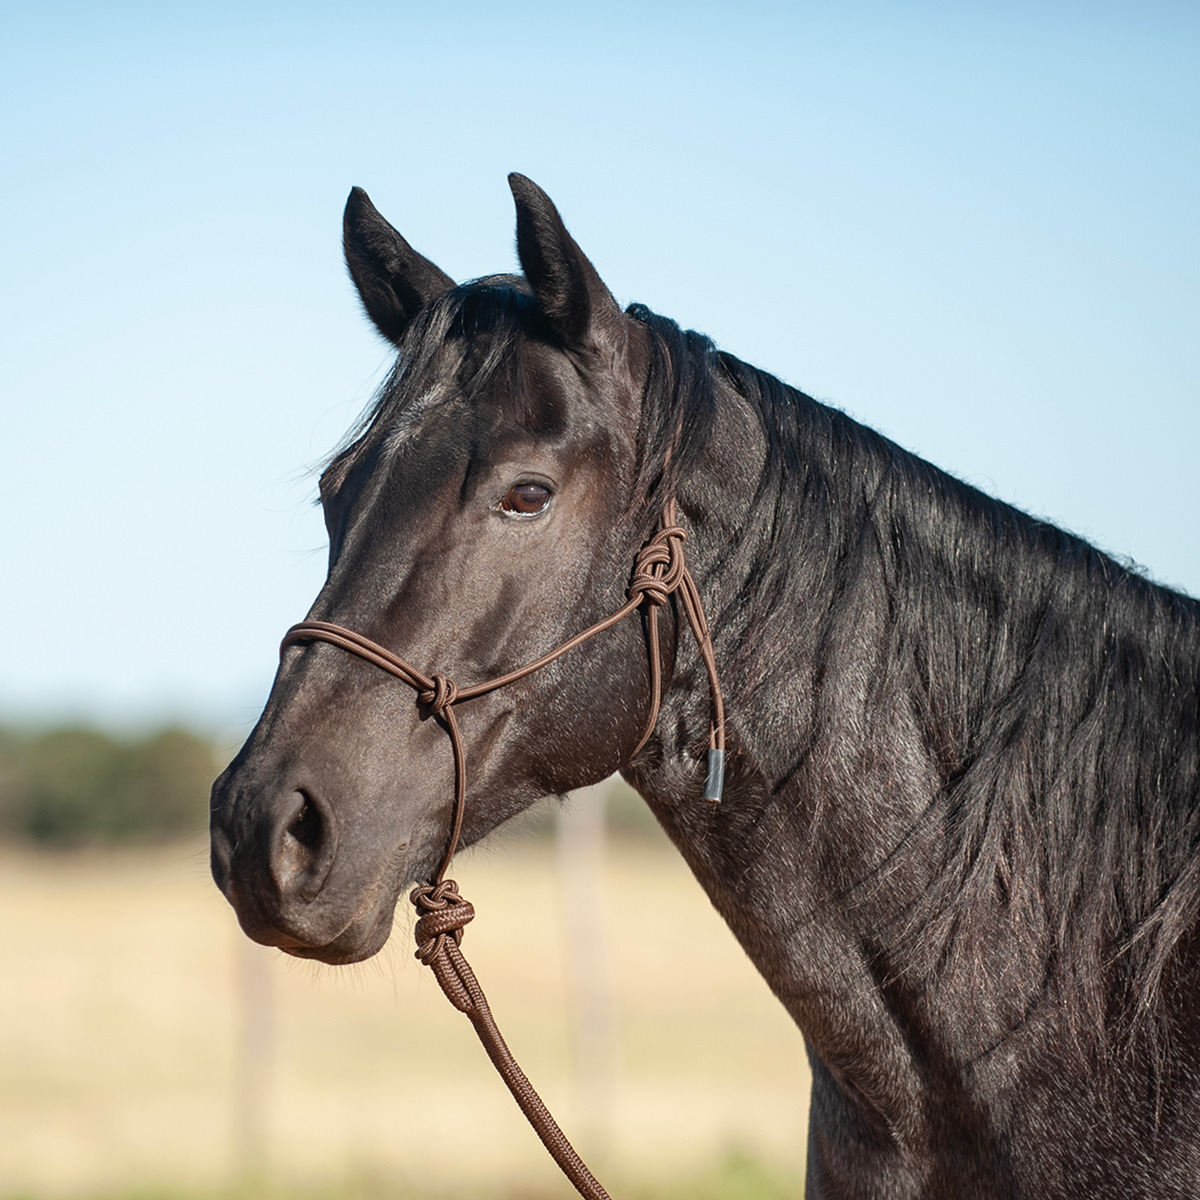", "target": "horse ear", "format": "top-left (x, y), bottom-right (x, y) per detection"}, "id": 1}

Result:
top-left (509, 173), bottom-right (622, 348)
top-left (343, 187), bottom-right (455, 347)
